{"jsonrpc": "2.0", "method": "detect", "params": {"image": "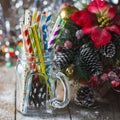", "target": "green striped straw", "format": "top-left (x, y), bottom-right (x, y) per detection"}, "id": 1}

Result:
top-left (28, 27), bottom-right (41, 71)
